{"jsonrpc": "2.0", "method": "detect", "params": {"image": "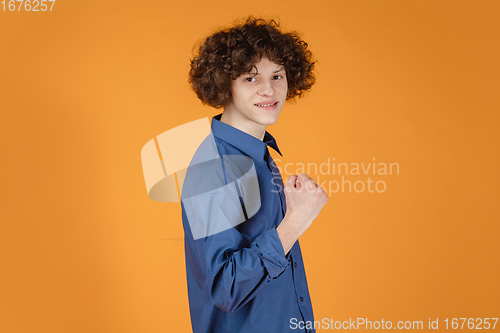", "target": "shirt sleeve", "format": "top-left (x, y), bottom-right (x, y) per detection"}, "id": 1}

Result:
top-left (186, 190), bottom-right (290, 314)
